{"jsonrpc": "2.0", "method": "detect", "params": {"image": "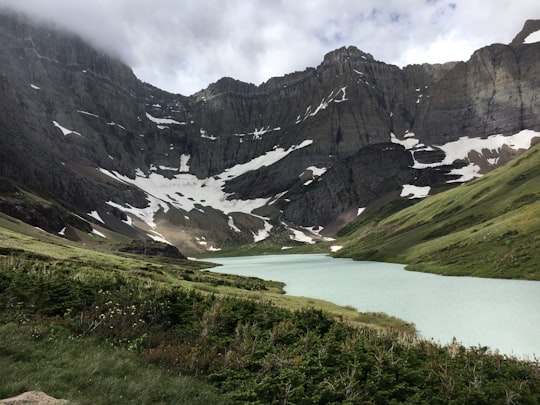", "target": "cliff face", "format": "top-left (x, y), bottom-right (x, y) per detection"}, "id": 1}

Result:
top-left (0, 12), bottom-right (539, 252)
